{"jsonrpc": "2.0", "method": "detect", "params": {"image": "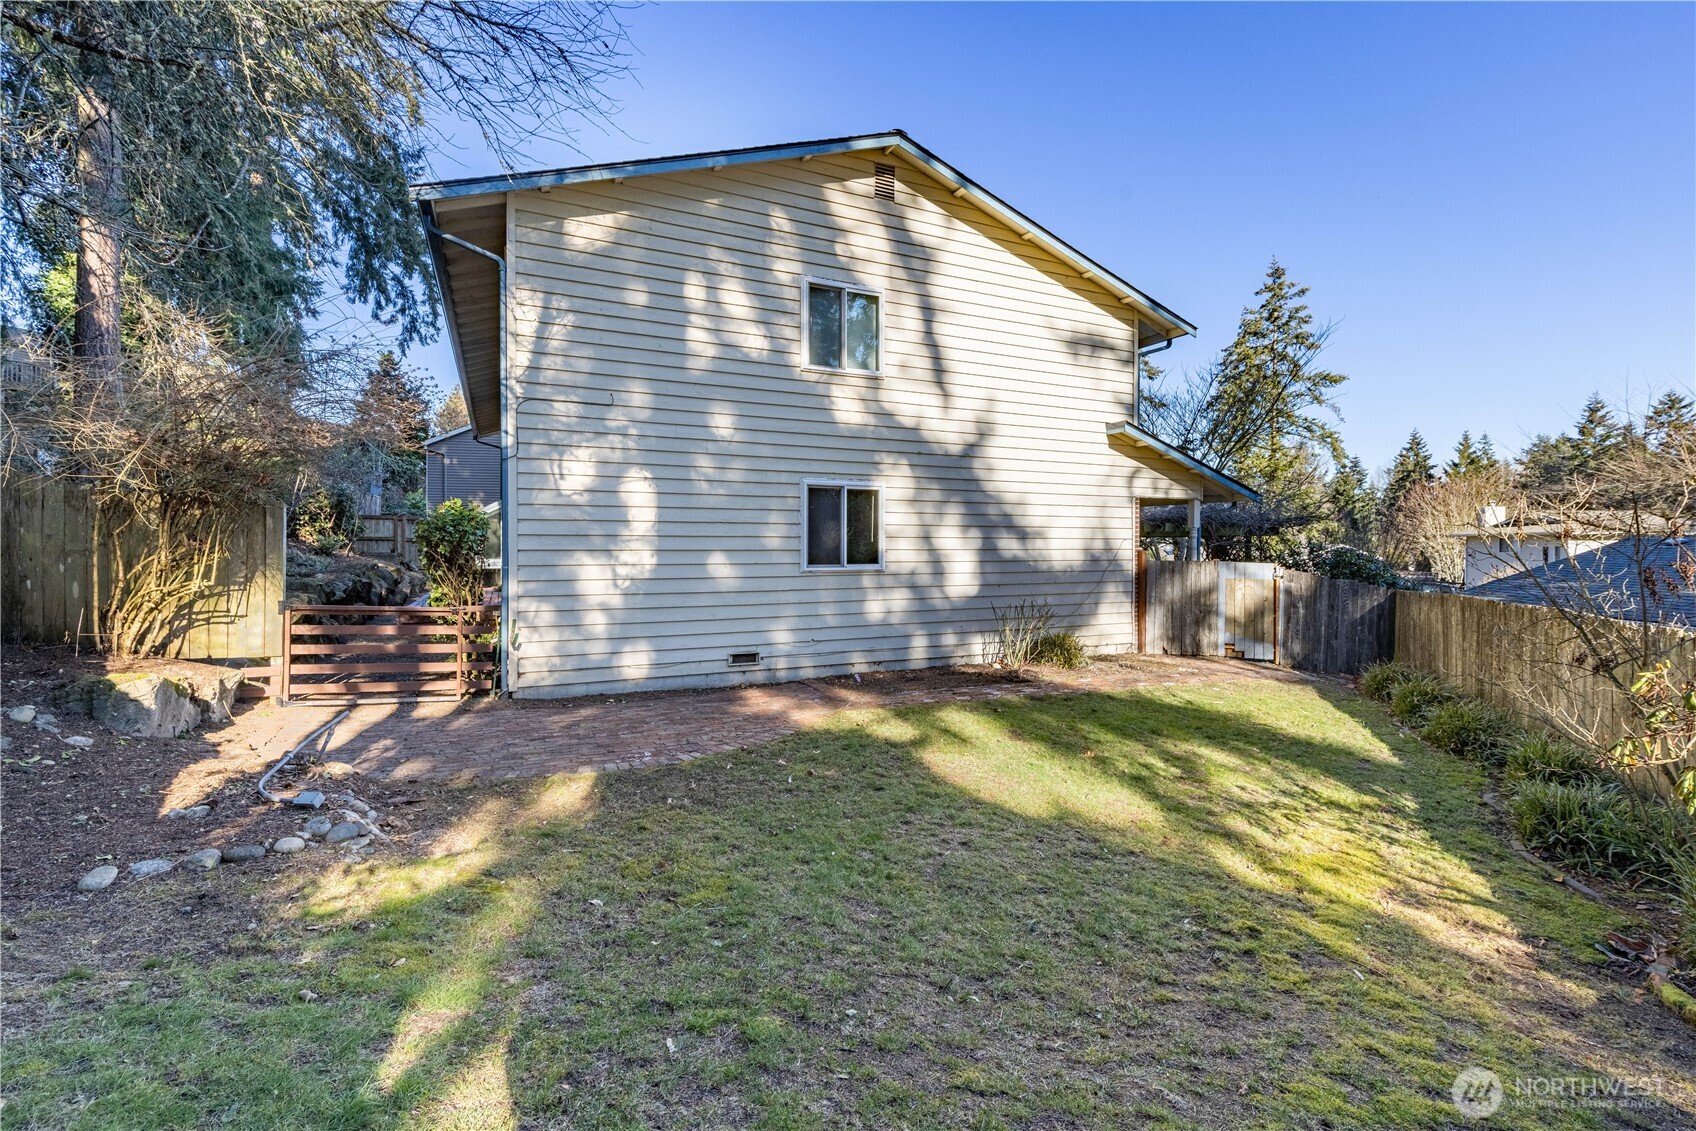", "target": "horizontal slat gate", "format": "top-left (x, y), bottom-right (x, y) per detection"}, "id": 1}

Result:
top-left (281, 605), bottom-right (496, 701)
